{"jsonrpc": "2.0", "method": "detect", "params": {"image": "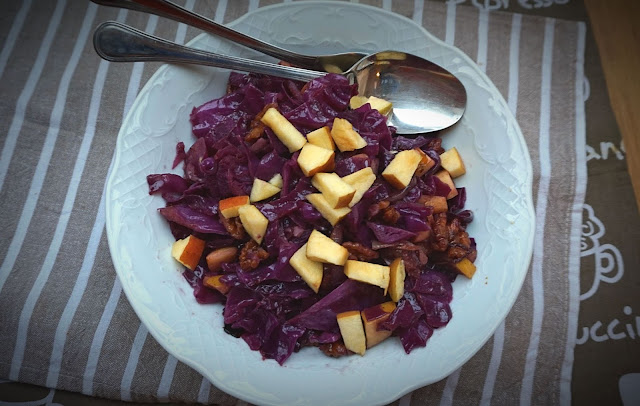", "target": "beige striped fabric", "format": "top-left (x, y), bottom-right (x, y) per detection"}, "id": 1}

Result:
top-left (0, 1), bottom-right (585, 405)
